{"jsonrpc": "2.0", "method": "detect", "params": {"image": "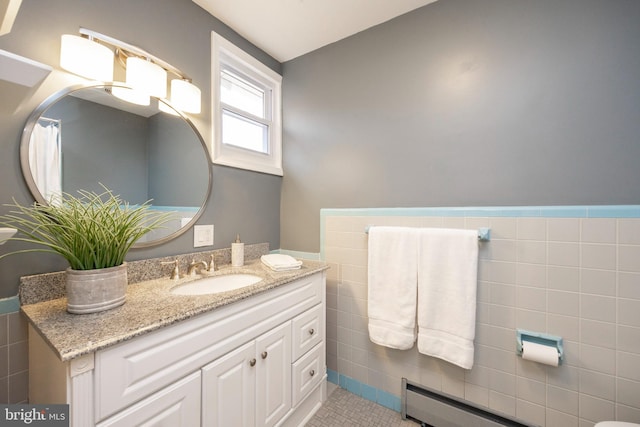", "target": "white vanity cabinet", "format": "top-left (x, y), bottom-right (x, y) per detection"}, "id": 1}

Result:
top-left (29, 271), bottom-right (327, 427)
top-left (202, 321), bottom-right (291, 427)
